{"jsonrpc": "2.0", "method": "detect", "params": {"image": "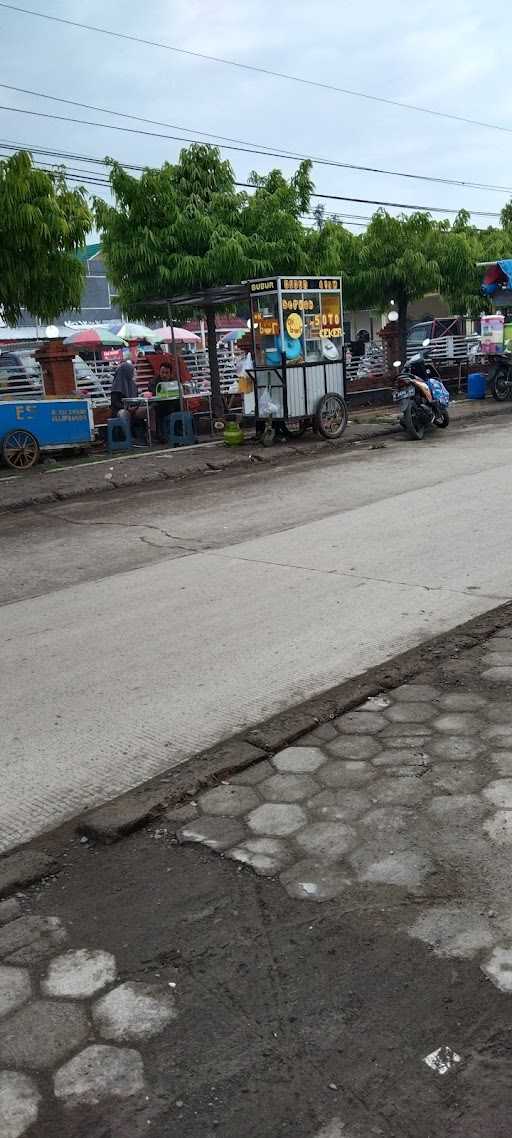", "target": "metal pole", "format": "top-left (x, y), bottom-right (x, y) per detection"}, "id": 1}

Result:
top-left (168, 303), bottom-right (184, 412)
